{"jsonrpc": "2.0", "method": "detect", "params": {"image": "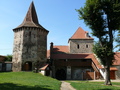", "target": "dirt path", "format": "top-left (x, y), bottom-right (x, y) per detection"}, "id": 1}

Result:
top-left (60, 81), bottom-right (76, 90)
